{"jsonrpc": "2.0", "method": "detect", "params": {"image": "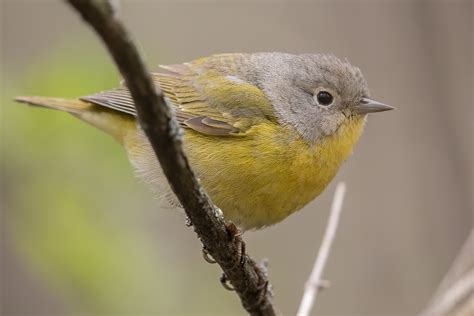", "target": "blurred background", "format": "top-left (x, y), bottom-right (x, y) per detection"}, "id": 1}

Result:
top-left (1, 1), bottom-right (472, 315)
